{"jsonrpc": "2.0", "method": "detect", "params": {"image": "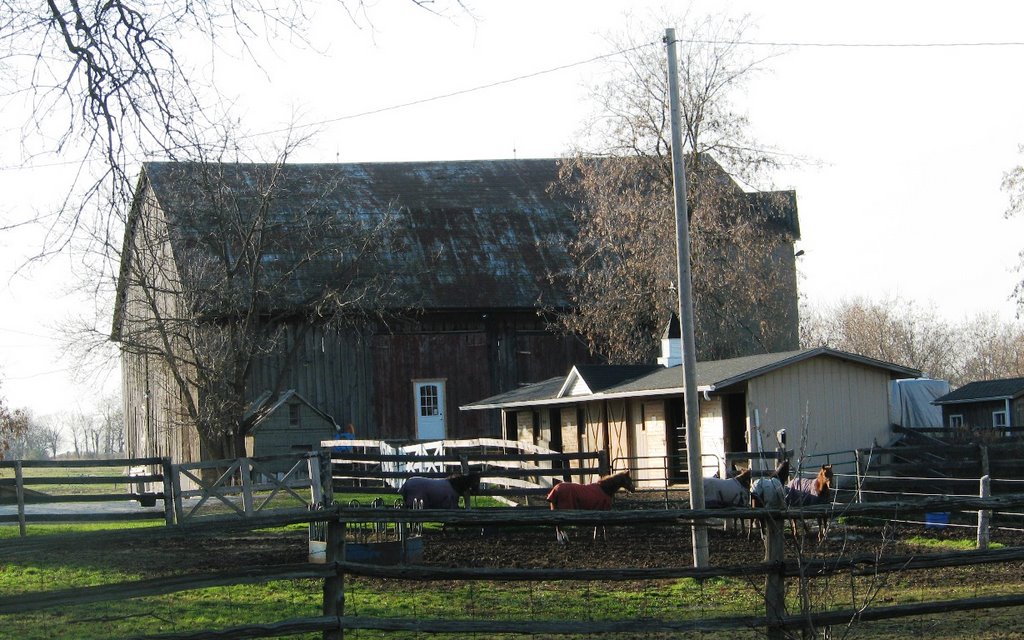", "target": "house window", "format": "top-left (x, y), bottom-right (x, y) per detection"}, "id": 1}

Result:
top-left (949, 414), bottom-right (964, 429)
top-left (288, 403), bottom-right (300, 426)
top-left (993, 411), bottom-right (1008, 429)
top-left (419, 385), bottom-right (439, 417)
